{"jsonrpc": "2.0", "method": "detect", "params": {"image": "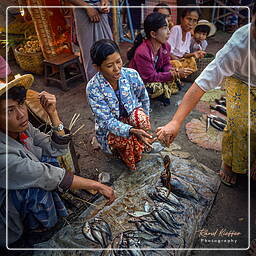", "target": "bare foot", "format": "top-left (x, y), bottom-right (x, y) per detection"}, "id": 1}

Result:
top-left (219, 162), bottom-right (237, 186)
top-left (249, 239), bottom-right (256, 256)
